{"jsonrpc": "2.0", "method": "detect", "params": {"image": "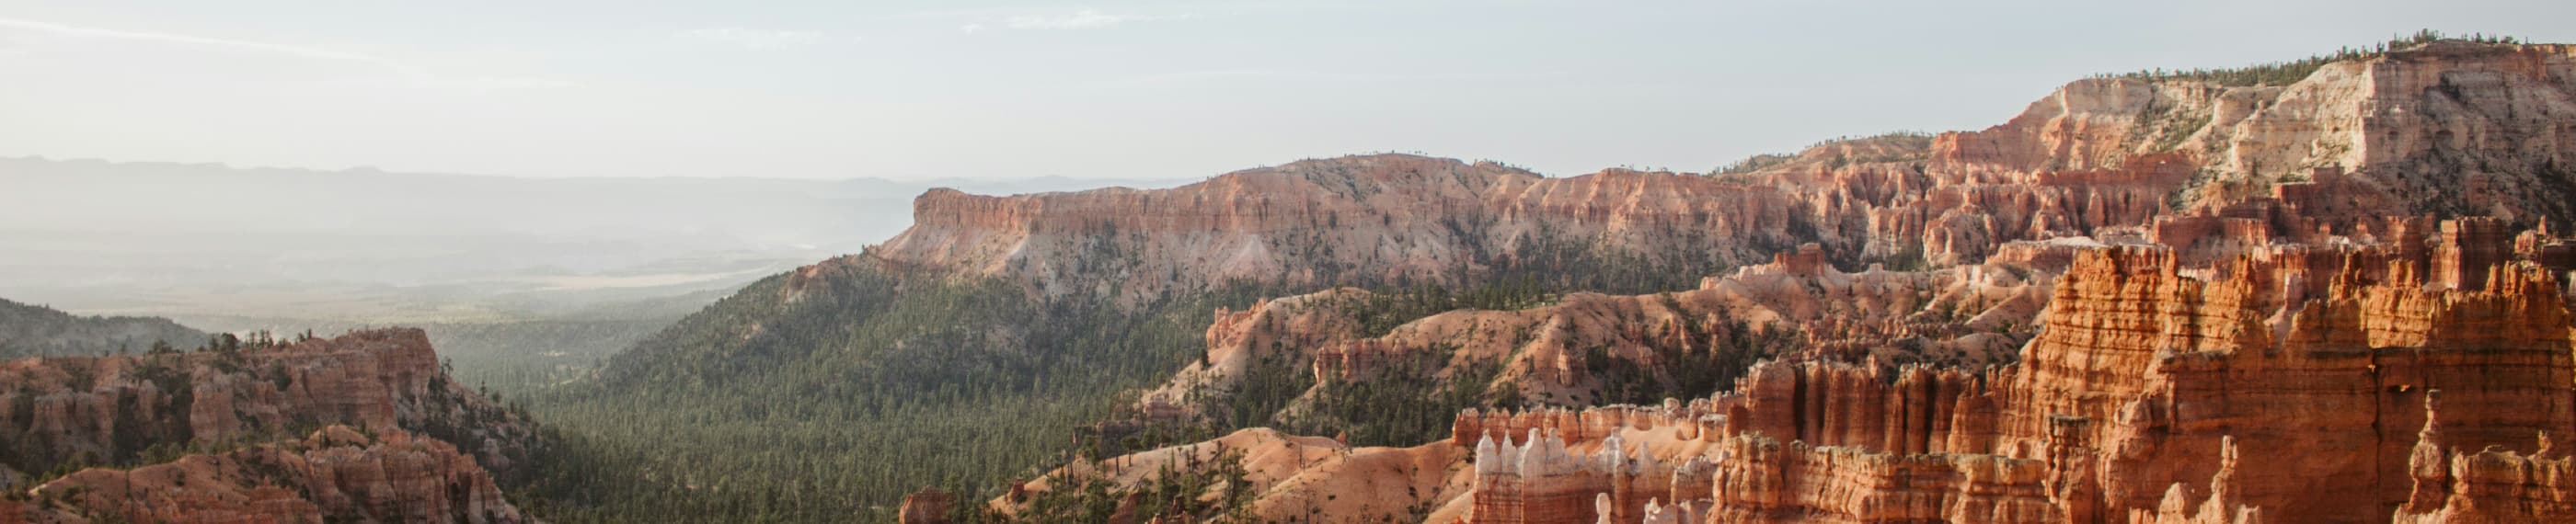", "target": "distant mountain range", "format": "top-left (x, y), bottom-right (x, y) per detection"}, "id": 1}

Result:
top-left (0, 155), bottom-right (1183, 391)
top-left (0, 155), bottom-right (1180, 322)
